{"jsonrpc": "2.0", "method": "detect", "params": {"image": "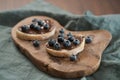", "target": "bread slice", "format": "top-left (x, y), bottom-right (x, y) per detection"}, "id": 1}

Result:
top-left (16, 27), bottom-right (56, 40)
top-left (46, 36), bottom-right (85, 57)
